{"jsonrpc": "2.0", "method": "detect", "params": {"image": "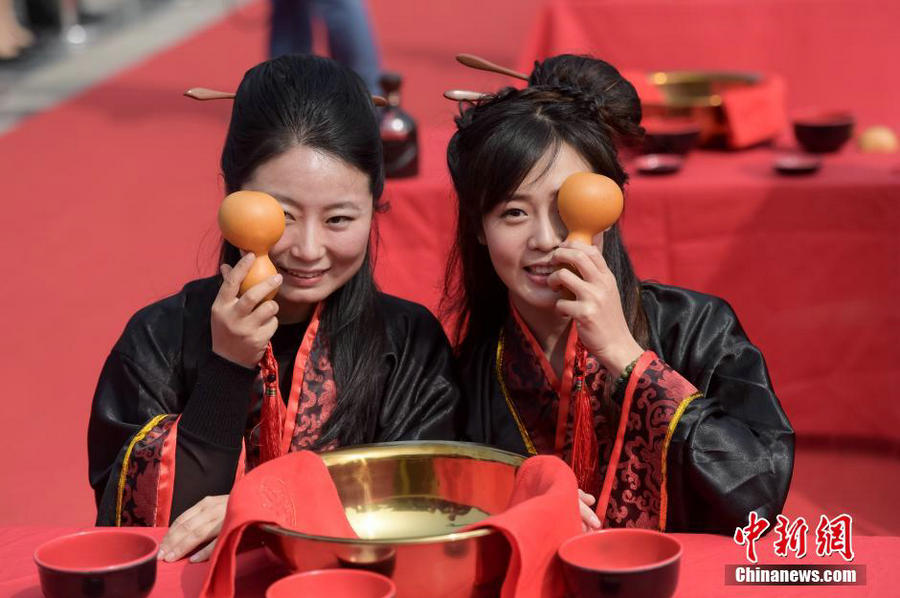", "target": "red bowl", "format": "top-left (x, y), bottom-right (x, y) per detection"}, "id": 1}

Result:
top-left (34, 529), bottom-right (158, 598)
top-left (267, 569), bottom-right (396, 598)
top-left (558, 529), bottom-right (682, 598)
